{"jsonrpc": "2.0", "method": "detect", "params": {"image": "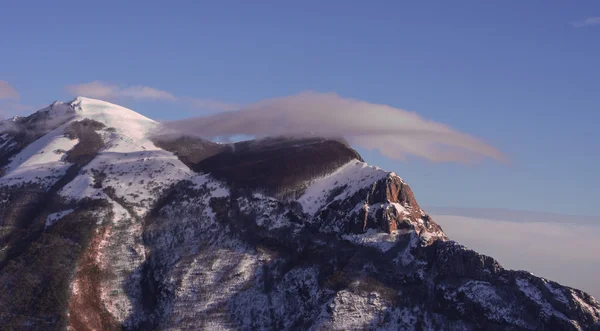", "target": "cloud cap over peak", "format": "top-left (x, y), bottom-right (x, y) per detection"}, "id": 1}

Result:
top-left (162, 92), bottom-right (506, 164)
